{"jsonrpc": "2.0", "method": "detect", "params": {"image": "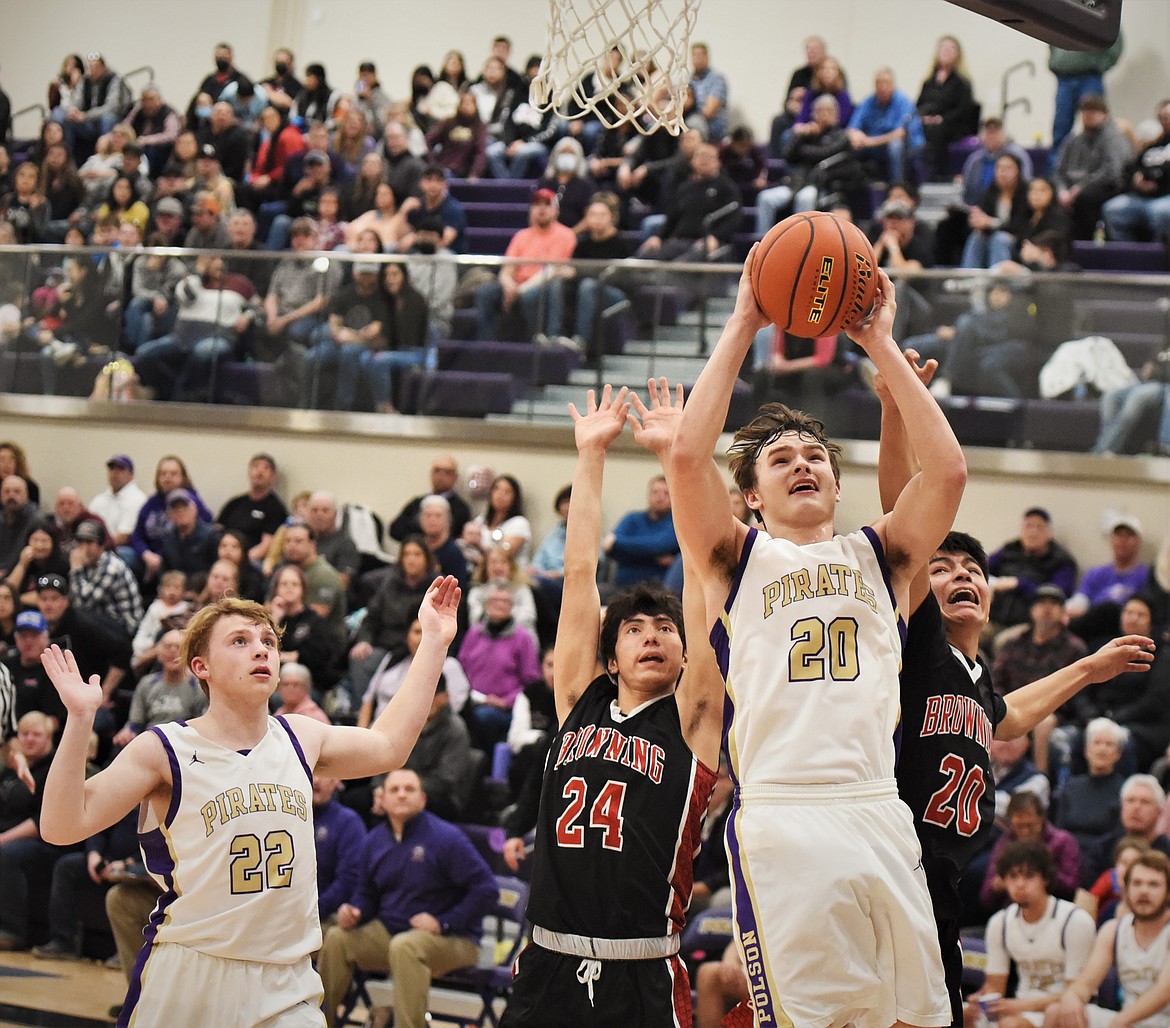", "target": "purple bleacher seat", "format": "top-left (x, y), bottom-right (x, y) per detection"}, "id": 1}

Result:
top-left (448, 178), bottom-right (537, 204)
top-left (1018, 398), bottom-right (1100, 452)
top-left (451, 308), bottom-right (476, 341)
top-left (0, 352), bottom-right (43, 395)
top-left (463, 226), bottom-right (515, 256)
top-left (402, 368), bottom-right (518, 417)
top-left (1071, 241), bottom-right (1169, 273)
top-left (684, 377), bottom-right (755, 434)
top-left (947, 136), bottom-right (981, 177)
top-left (211, 361), bottom-right (284, 406)
top-left (1073, 298), bottom-right (1168, 337)
top-left (437, 340), bottom-right (579, 387)
top-left (462, 202), bottom-right (531, 229)
top-left (940, 396), bottom-right (1024, 449)
top-left (1027, 147), bottom-right (1050, 178)
top-left (632, 284), bottom-right (689, 327)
